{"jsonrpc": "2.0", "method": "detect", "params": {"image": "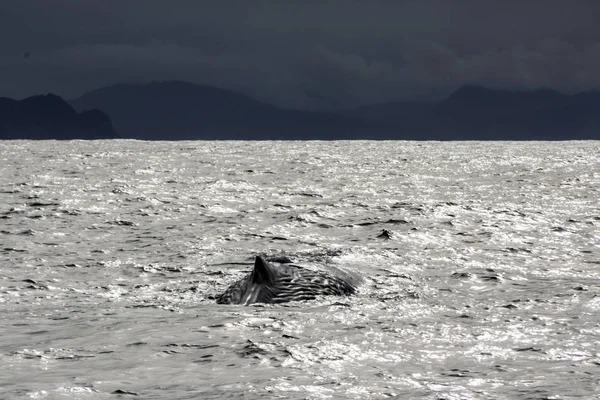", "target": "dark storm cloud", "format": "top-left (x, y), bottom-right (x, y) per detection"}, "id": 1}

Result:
top-left (1, 0), bottom-right (599, 107)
